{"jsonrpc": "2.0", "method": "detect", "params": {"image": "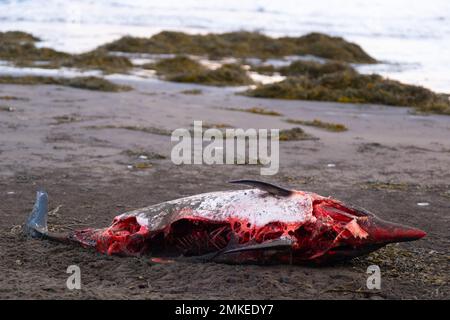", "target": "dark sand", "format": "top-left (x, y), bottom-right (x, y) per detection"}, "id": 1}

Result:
top-left (0, 78), bottom-right (449, 299)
